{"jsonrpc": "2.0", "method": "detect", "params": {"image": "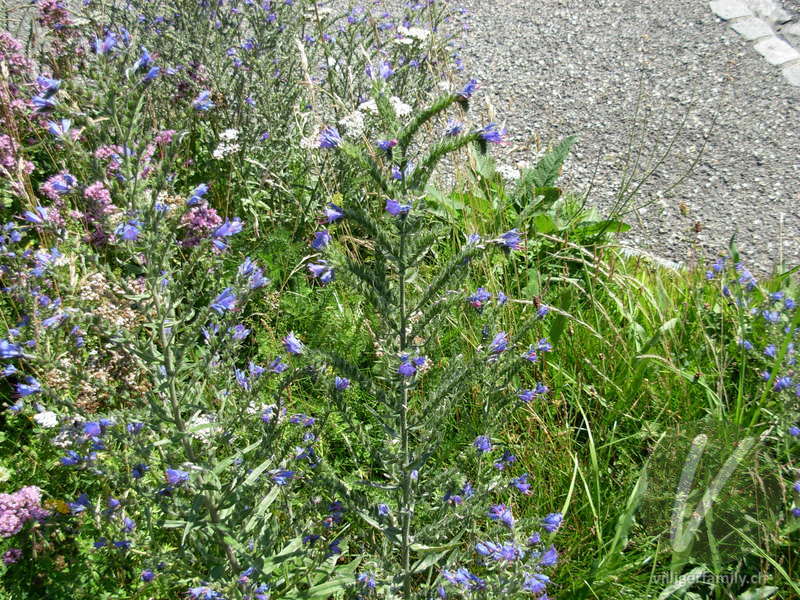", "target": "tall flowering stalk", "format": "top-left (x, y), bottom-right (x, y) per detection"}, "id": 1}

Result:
top-left (297, 83), bottom-right (558, 598)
